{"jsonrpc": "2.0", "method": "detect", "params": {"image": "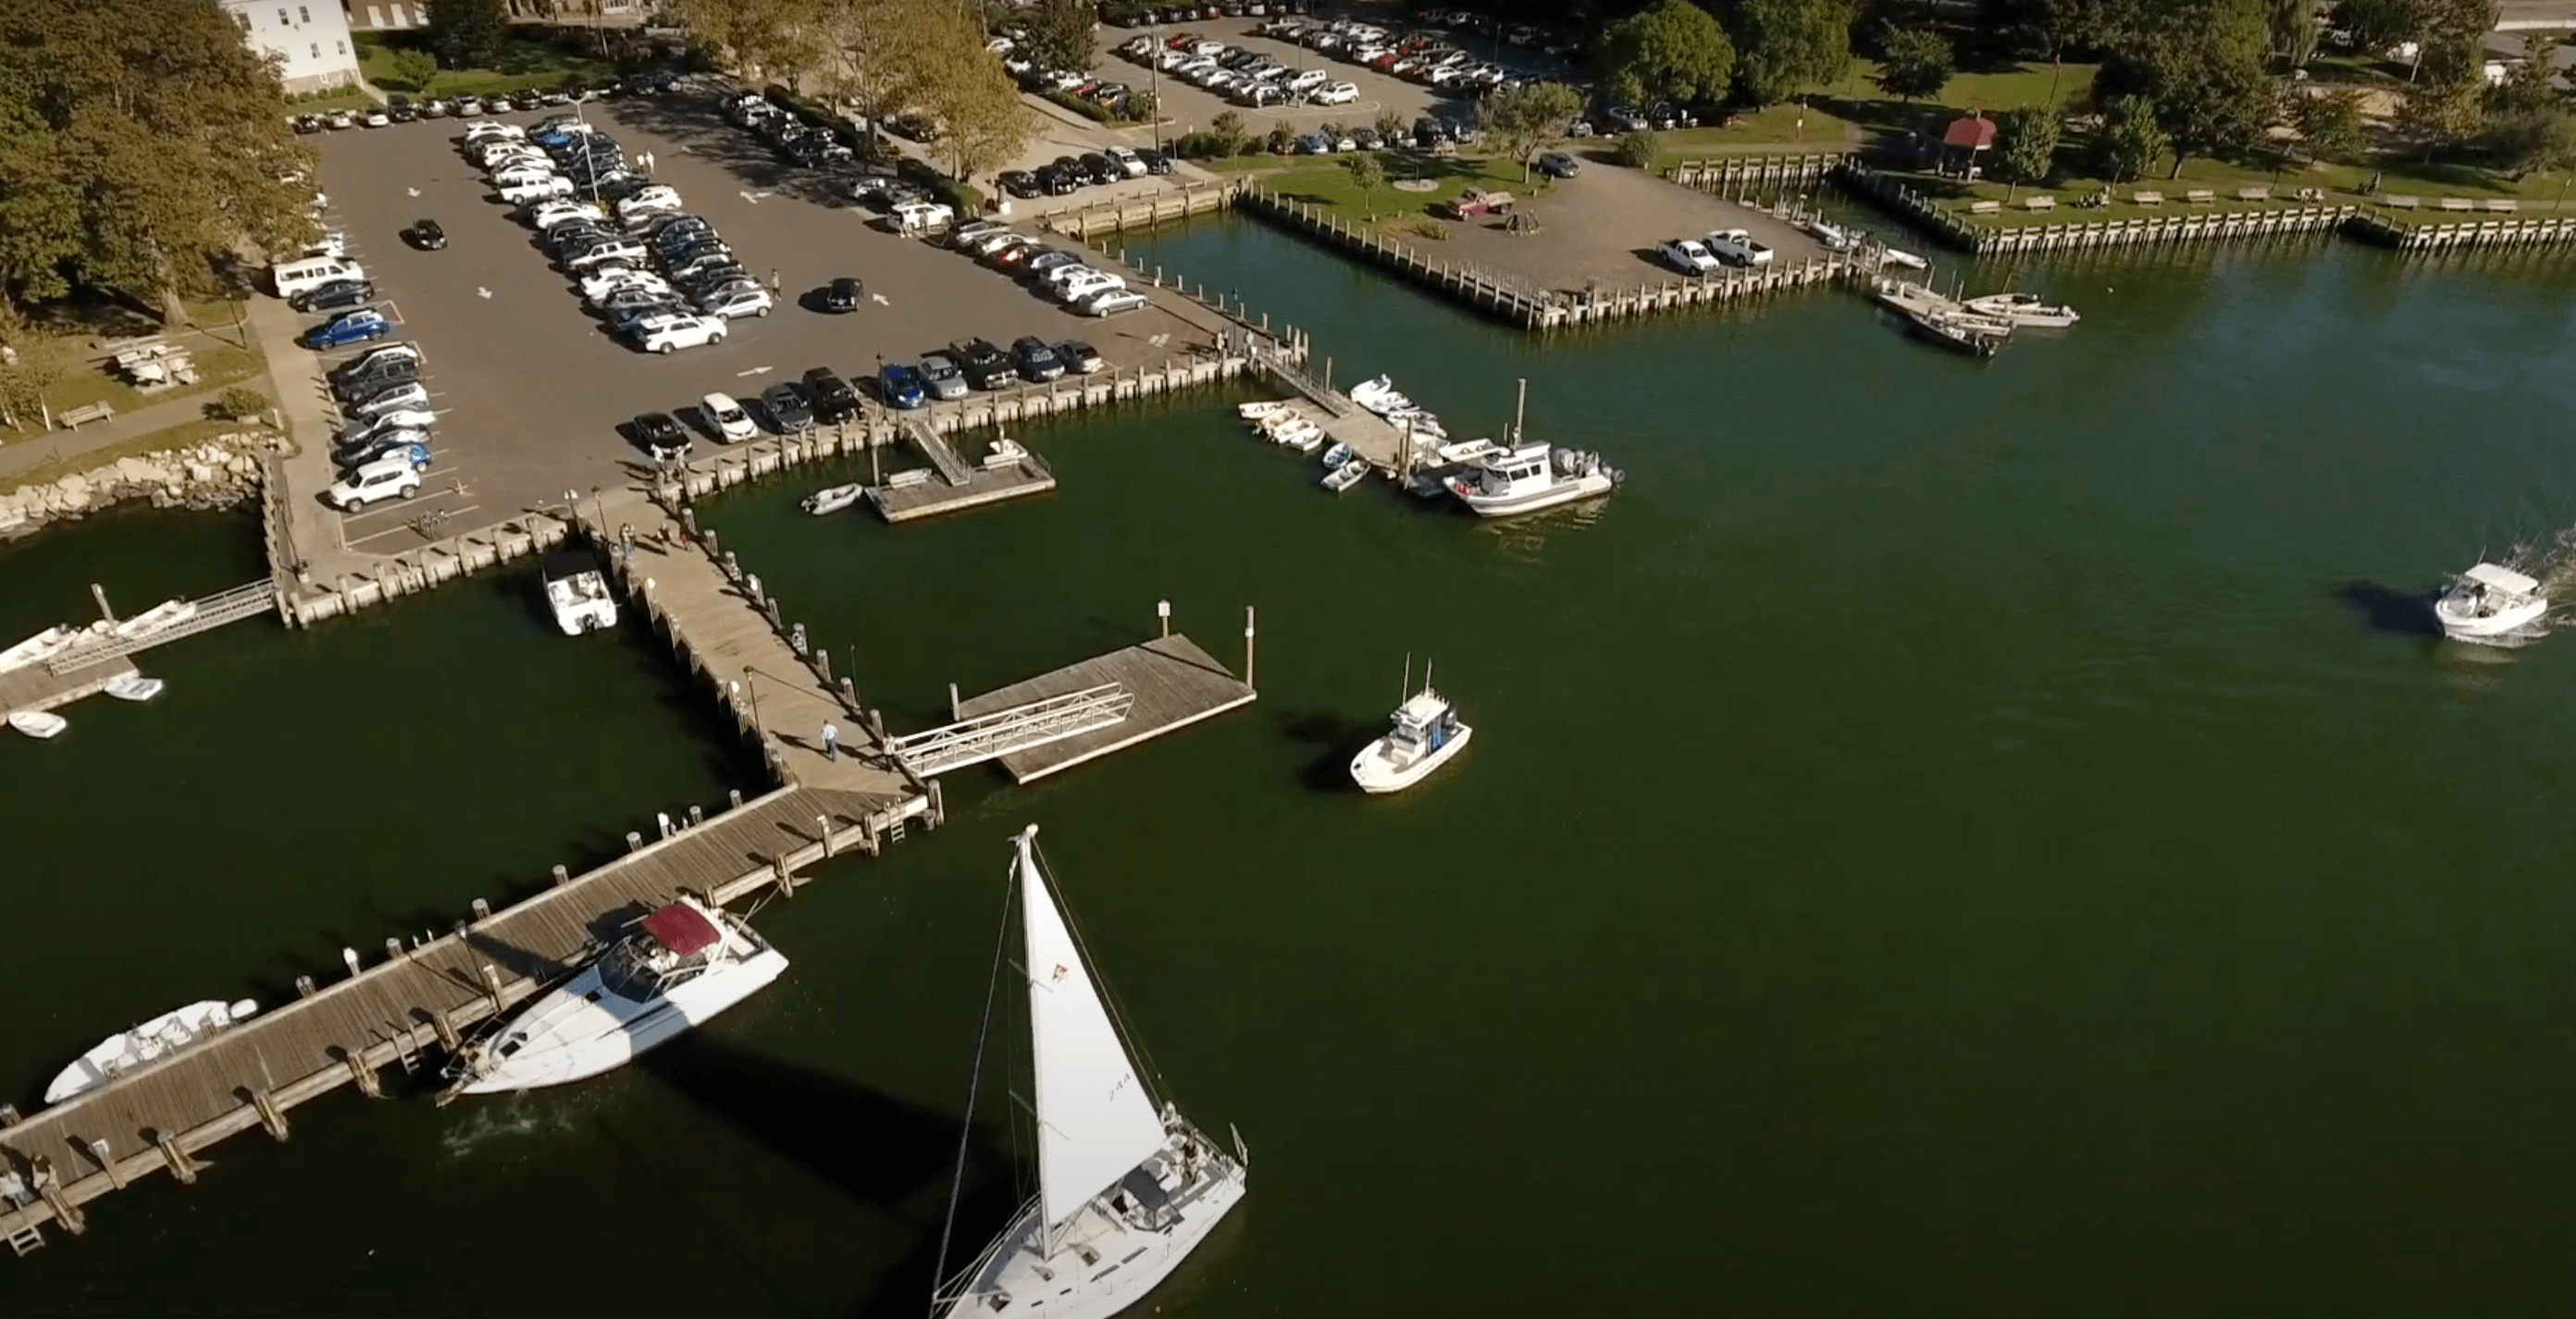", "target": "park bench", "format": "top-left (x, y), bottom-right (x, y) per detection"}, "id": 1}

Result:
top-left (2023, 195), bottom-right (2055, 211)
top-left (2483, 198), bottom-right (2518, 213)
top-left (2132, 190), bottom-right (2165, 205)
top-left (2184, 188), bottom-right (2216, 203)
top-left (2437, 197), bottom-right (2474, 211)
top-left (2236, 186), bottom-right (2271, 202)
top-left (59, 401), bottom-right (113, 429)
top-left (2383, 194), bottom-right (2421, 208)
top-left (2295, 186), bottom-right (2327, 203)
top-left (1967, 200), bottom-right (2001, 215)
